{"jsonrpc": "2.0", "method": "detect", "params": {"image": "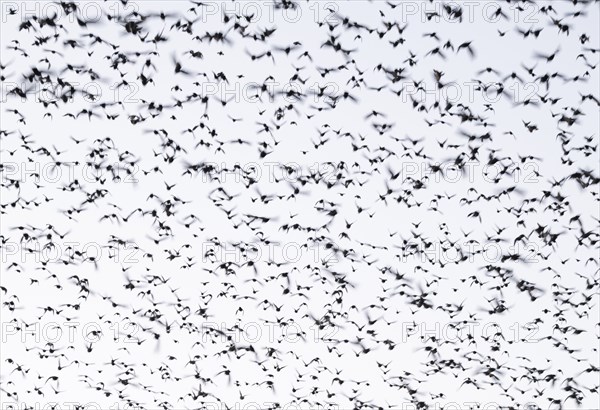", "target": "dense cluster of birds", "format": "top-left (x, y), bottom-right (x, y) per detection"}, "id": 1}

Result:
top-left (1, 0), bottom-right (599, 409)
